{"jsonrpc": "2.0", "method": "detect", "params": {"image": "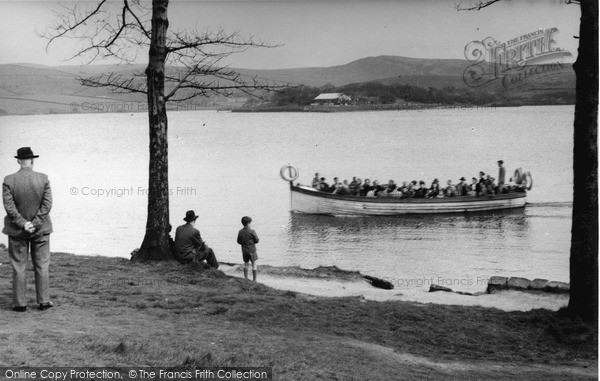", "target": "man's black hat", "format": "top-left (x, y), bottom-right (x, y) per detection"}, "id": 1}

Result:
top-left (184, 210), bottom-right (199, 222)
top-left (14, 147), bottom-right (39, 159)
